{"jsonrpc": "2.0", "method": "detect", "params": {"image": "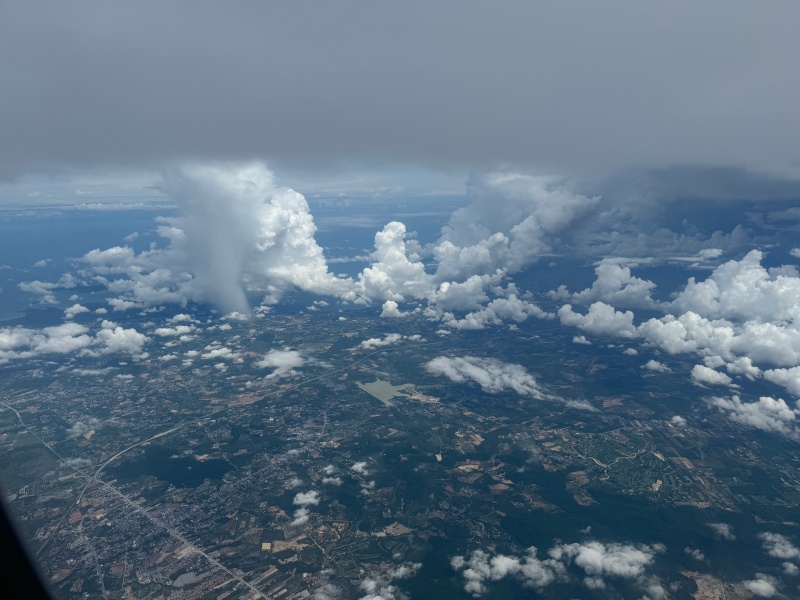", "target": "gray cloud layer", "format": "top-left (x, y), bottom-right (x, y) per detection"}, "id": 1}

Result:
top-left (2, 2), bottom-right (800, 178)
